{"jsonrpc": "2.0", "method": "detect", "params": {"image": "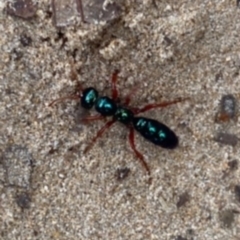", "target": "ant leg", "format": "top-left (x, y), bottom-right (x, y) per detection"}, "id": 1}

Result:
top-left (111, 70), bottom-right (120, 100)
top-left (111, 70), bottom-right (139, 105)
top-left (49, 95), bottom-right (80, 107)
top-left (81, 114), bottom-right (105, 123)
top-left (133, 98), bottom-right (189, 114)
top-left (124, 84), bottom-right (140, 106)
top-left (128, 126), bottom-right (152, 184)
top-left (84, 119), bottom-right (116, 154)
top-left (49, 81), bottom-right (83, 107)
